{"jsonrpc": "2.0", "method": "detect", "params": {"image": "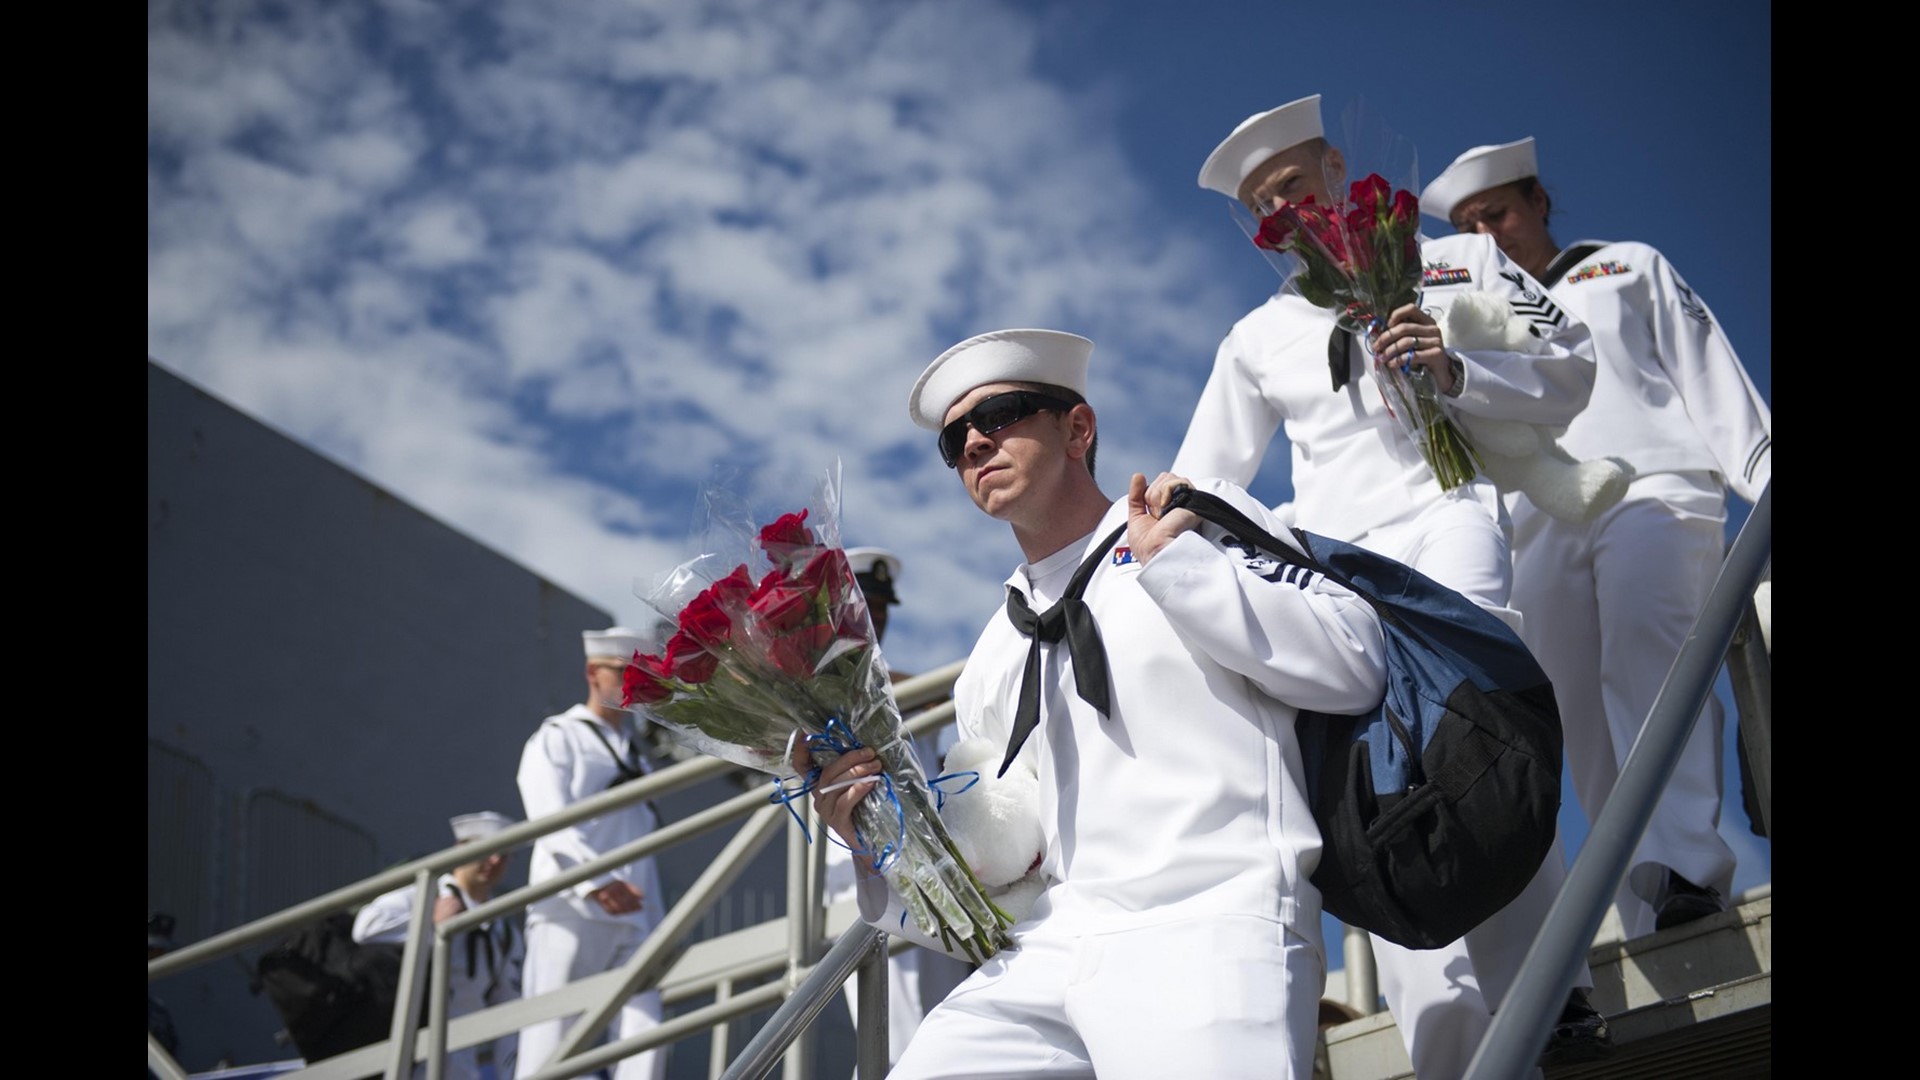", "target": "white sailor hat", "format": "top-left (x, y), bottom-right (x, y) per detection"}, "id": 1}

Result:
top-left (1197, 94), bottom-right (1324, 200)
top-left (845, 547), bottom-right (903, 604)
top-left (1420, 137), bottom-right (1539, 222)
top-left (449, 811), bottom-right (515, 842)
top-left (908, 328), bottom-right (1093, 432)
top-left (582, 626), bottom-right (646, 662)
